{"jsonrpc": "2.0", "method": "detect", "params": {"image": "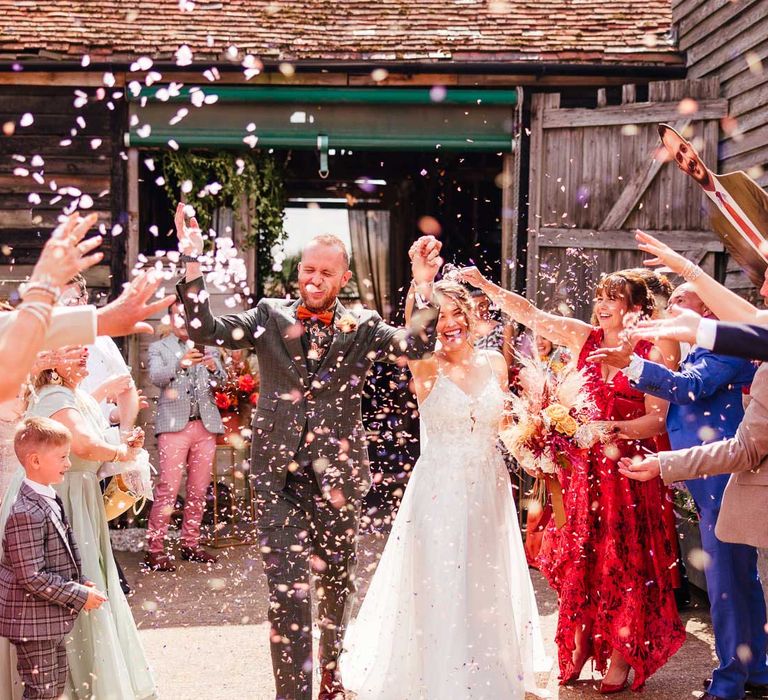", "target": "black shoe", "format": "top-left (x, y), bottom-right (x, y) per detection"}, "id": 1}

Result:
top-left (179, 546), bottom-right (218, 564)
top-left (747, 683), bottom-right (768, 699)
top-left (703, 677), bottom-right (764, 698)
